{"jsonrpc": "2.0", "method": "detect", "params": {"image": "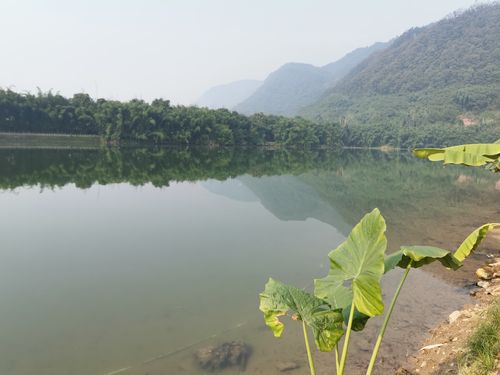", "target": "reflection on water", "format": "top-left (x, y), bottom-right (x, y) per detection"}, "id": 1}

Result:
top-left (0, 147), bottom-right (498, 375)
